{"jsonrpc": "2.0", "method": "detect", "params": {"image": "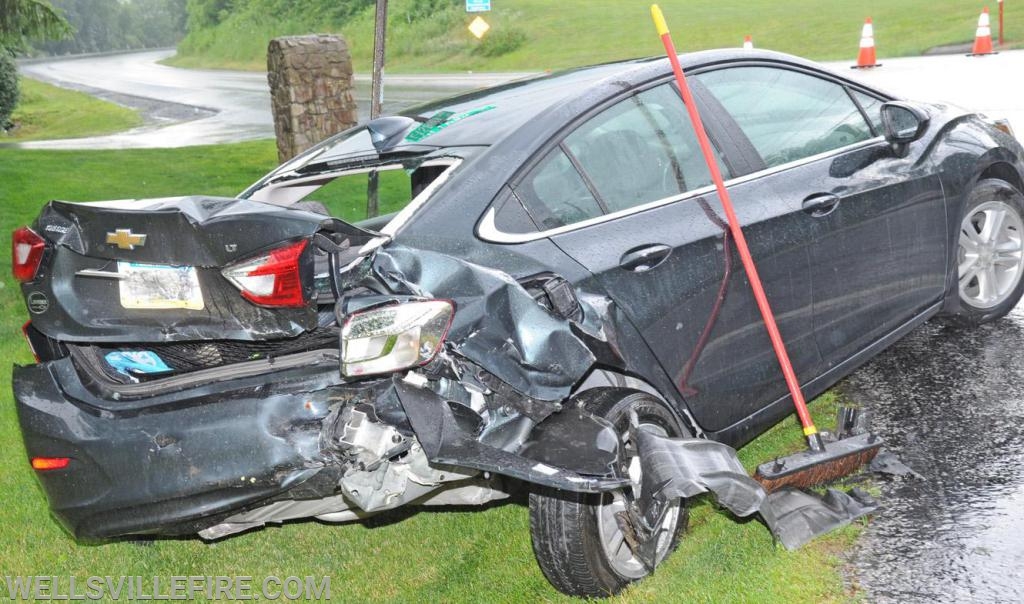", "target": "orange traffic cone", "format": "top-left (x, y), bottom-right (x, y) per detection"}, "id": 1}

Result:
top-left (743, 35), bottom-right (753, 50)
top-left (852, 17), bottom-right (881, 69)
top-left (969, 7), bottom-right (996, 56)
